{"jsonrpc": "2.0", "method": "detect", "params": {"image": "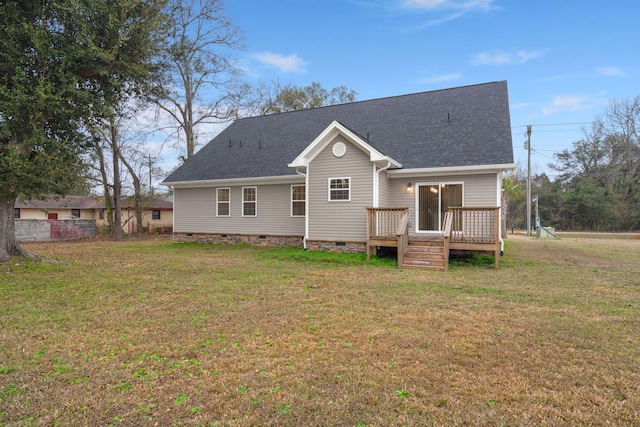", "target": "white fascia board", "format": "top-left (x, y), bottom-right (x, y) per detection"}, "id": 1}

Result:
top-left (387, 163), bottom-right (517, 178)
top-left (161, 174), bottom-right (305, 188)
top-left (288, 120), bottom-right (402, 169)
